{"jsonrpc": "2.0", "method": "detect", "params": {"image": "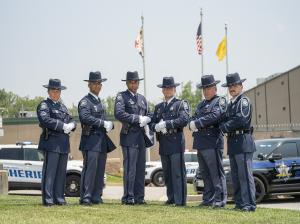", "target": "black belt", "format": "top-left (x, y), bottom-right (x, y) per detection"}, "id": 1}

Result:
top-left (227, 130), bottom-right (250, 137)
top-left (162, 129), bottom-right (183, 135)
top-left (197, 126), bottom-right (217, 132)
